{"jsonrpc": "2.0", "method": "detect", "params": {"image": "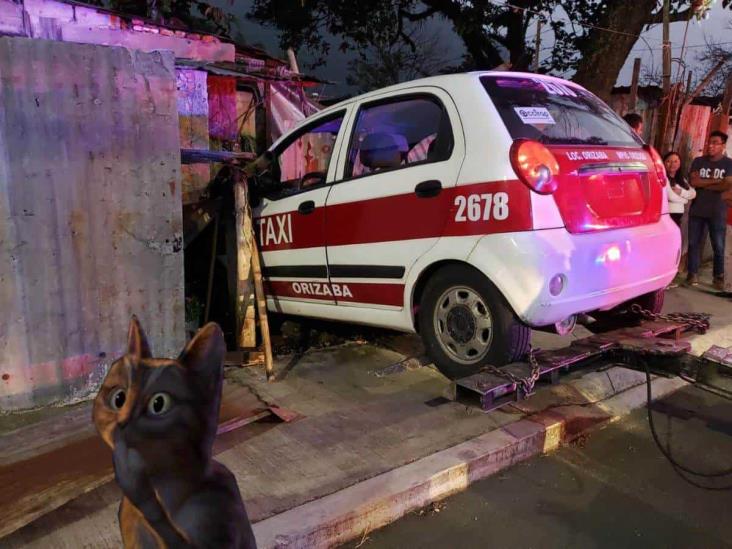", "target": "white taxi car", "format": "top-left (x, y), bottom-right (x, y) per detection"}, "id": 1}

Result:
top-left (252, 72), bottom-right (679, 379)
